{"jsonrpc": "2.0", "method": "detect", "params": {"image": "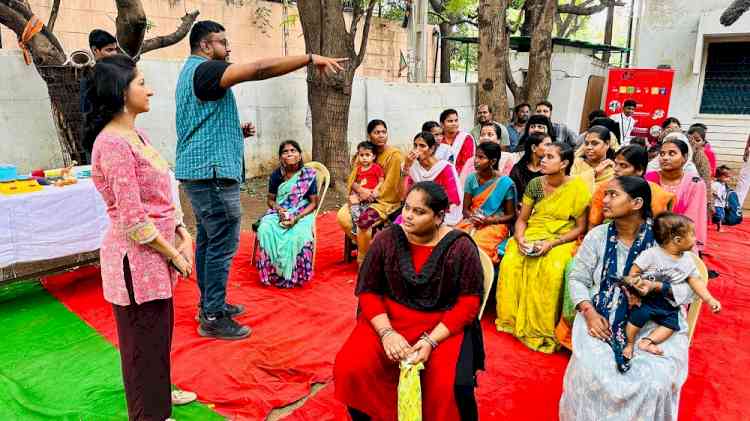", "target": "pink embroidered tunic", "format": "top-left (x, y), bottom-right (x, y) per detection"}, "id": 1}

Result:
top-left (92, 129), bottom-right (181, 306)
